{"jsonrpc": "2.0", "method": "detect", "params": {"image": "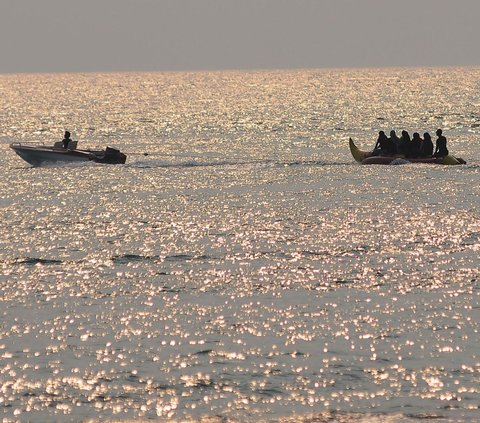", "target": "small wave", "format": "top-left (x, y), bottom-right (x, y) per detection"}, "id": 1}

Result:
top-left (334, 278), bottom-right (356, 285)
top-left (111, 254), bottom-right (159, 264)
top-left (12, 257), bottom-right (63, 266)
top-left (194, 349), bottom-right (213, 355)
top-left (111, 253), bottom-right (221, 264)
top-left (461, 231), bottom-right (480, 246)
top-left (11, 161), bottom-right (98, 170)
top-left (301, 250), bottom-right (331, 257)
top-left (164, 253), bottom-right (220, 262)
top-left (463, 163), bottom-right (480, 170)
top-left (165, 254), bottom-right (195, 262)
top-left (389, 158), bottom-right (411, 165)
top-left (30, 161), bottom-right (99, 169)
top-left (122, 411), bottom-right (447, 422)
